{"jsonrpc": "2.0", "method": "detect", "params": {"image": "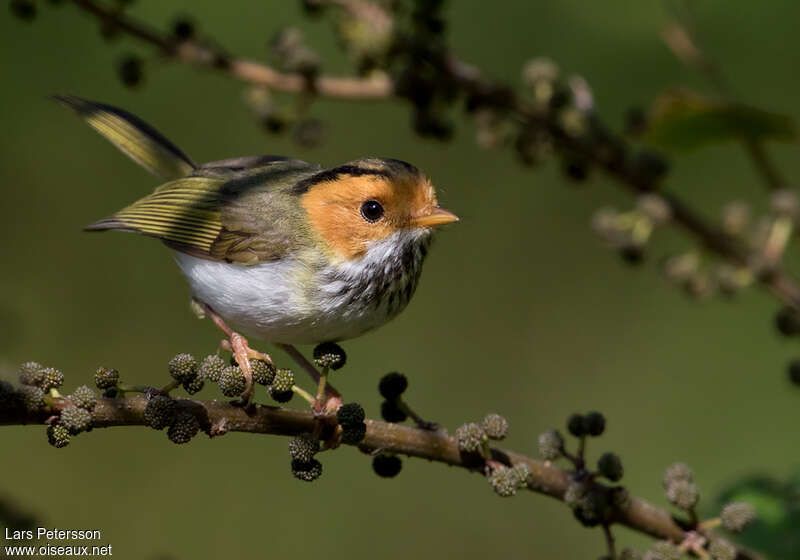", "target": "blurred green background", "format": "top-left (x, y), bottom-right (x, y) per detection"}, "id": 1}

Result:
top-left (2, 1), bottom-right (800, 558)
